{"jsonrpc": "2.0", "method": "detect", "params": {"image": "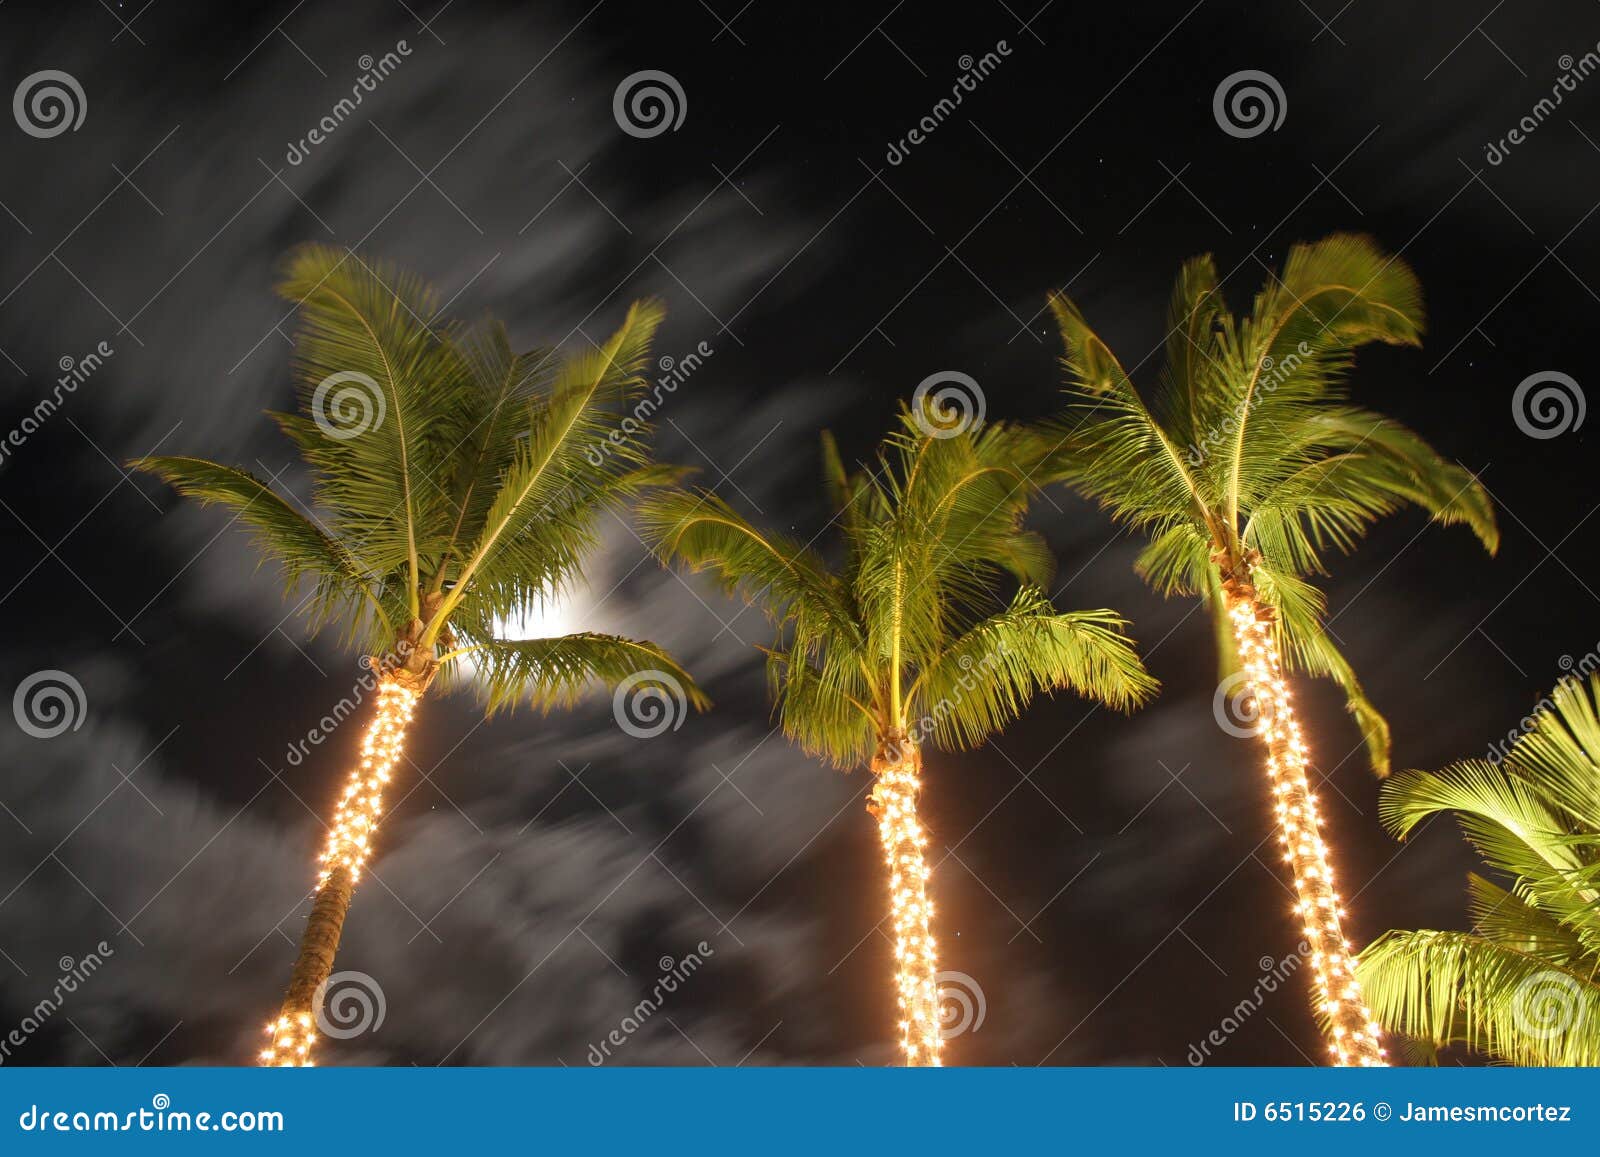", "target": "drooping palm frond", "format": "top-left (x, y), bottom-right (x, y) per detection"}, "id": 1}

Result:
top-left (907, 587), bottom-right (1156, 751)
top-left (128, 455), bottom-right (397, 650)
top-left (1357, 930), bottom-right (1600, 1067)
top-left (1042, 233), bottom-right (1496, 777)
top-left (638, 478), bottom-right (875, 769)
top-left (636, 486), bottom-right (858, 646)
top-left (1358, 674), bottom-right (1600, 1065)
top-left (1250, 561), bottom-right (1392, 775)
top-left (1214, 234), bottom-right (1426, 534)
top-left (466, 632), bottom-right (709, 716)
